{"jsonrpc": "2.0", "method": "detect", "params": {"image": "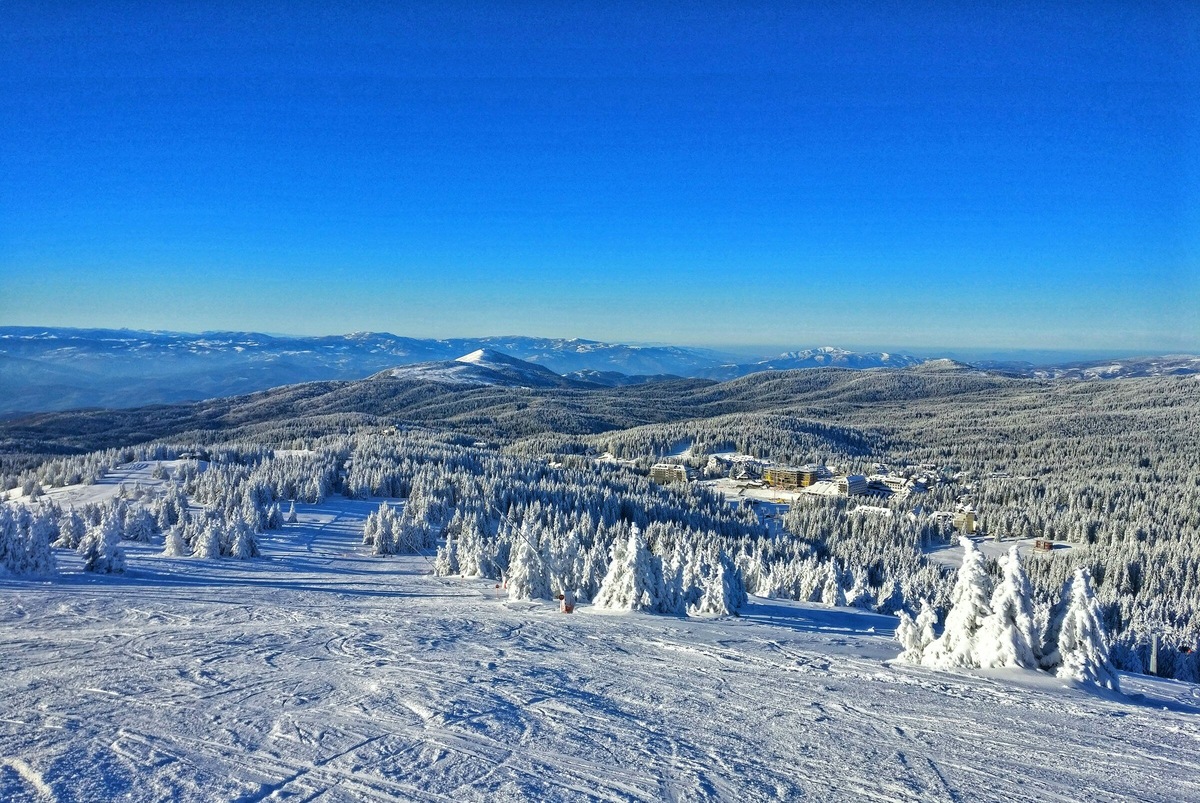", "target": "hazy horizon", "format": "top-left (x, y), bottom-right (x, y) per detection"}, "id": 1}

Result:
top-left (2, 322), bottom-right (1190, 367)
